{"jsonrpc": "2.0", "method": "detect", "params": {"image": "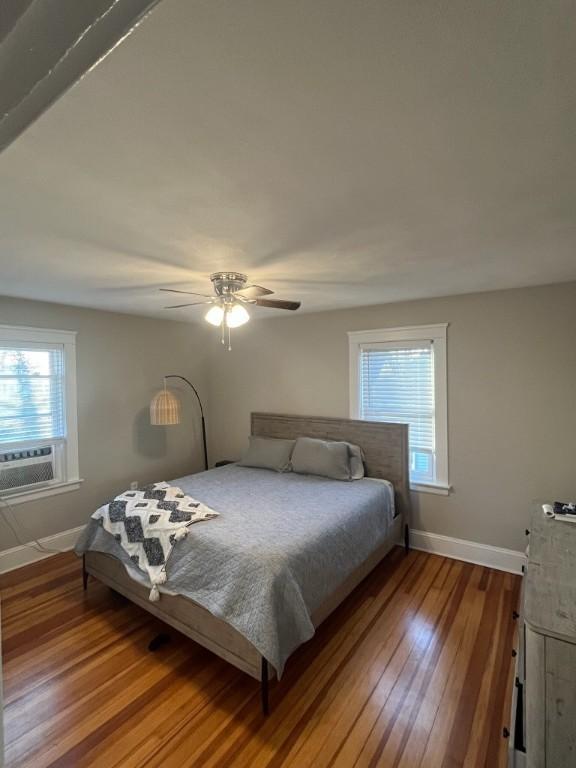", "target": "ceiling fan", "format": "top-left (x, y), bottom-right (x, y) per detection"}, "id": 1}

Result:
top-left (161, 271), bottom-right (301, 350)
